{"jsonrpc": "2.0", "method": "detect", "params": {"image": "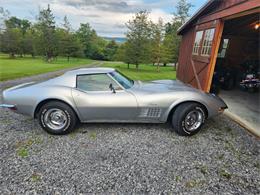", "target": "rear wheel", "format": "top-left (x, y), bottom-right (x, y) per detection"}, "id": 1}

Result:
top-left (171, 103), bottom-right (206, 136)
top-left (38, 101), bottom-right (77, 135)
